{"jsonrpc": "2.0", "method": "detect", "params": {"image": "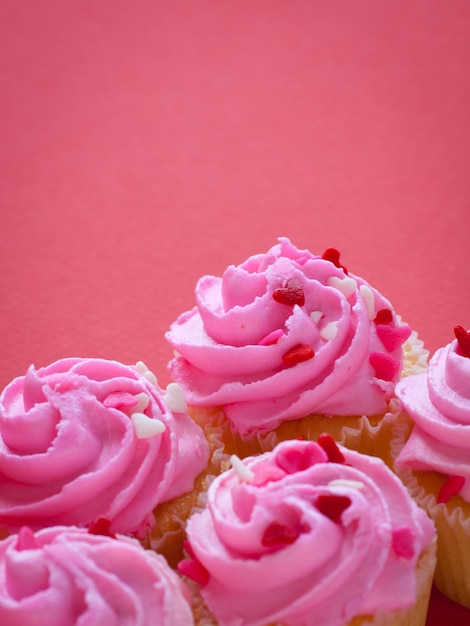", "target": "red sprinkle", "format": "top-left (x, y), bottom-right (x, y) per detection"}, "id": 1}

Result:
top-left (88, 517), bottom-right (116, 538)
top-left (315, 494), bottom-right (351, 523)
top-left (437, 475), bottom-right (465, 504)
top-left (282, 344), bottom-right (314, 367)
top-left (317, 433), bottom-right (345, 464)
top-left (261, 521), bottom-right (300, 549)
top-left (273, 279), bottom-right (305, 306)
top-left (369, 352), bottom-right (400, 381)
top-left (376, 324), bottom-right (412, 352)
top-left (322, 248), bottom-right (348, 274)
top-left (454, 326), bottom-right (470, 359)
top-left (374, 308), bottom-right (393, 325)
